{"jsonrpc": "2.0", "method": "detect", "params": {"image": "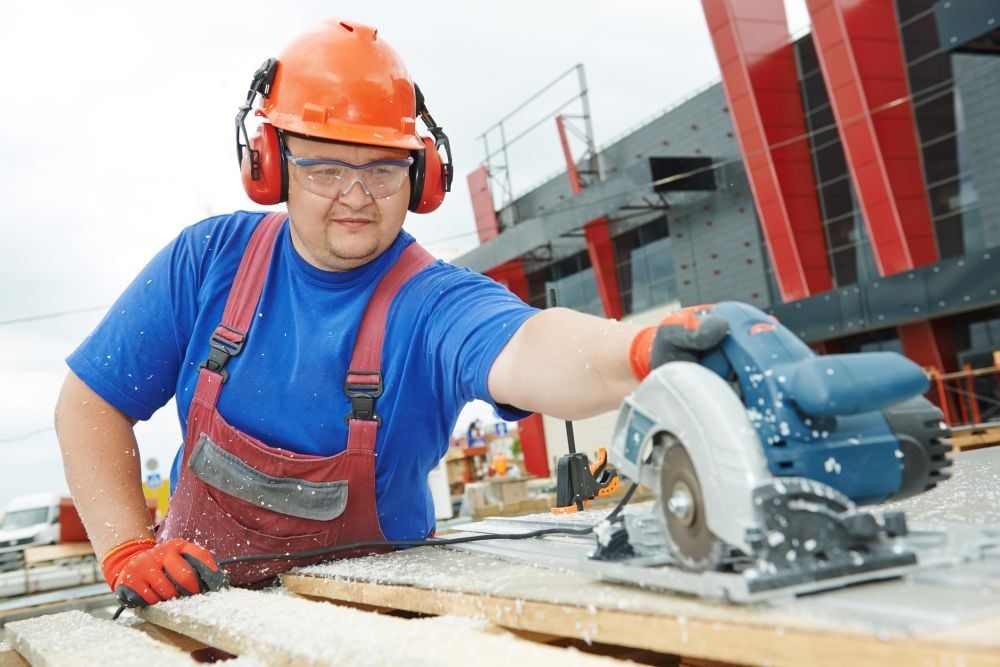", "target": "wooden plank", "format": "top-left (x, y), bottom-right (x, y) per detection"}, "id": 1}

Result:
top-left (138, 587), bottom-right (623, 666)
top-left (4, 610), bottom-right (196, 666)
top-left (22, 543), bottom-right (93, 567)
top-left (118, 617), bottom-right (211, 653)
top-left (282, 547), bottom-right (1000, 667)
top-left (0, 641), bottom-right (29, 667)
